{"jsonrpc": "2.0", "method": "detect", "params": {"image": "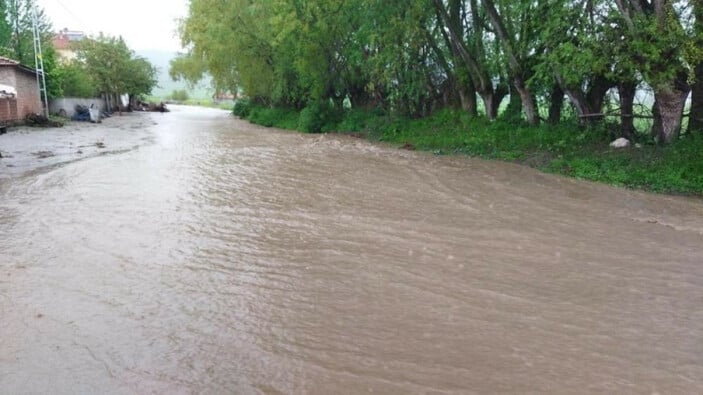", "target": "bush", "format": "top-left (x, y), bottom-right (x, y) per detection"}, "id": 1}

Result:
top-left (336, 109), bottom-right (369, 132)
top-left (170, 89), bottom-right (189, 102)
top-left (298, 101), bottom-right (339, 133)
top-left (249, 107), bottom-right (276, 127)
top-left (233, 99), bottom-right (252, 118)
top-left (246, 106), bottom-right (298, 129)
